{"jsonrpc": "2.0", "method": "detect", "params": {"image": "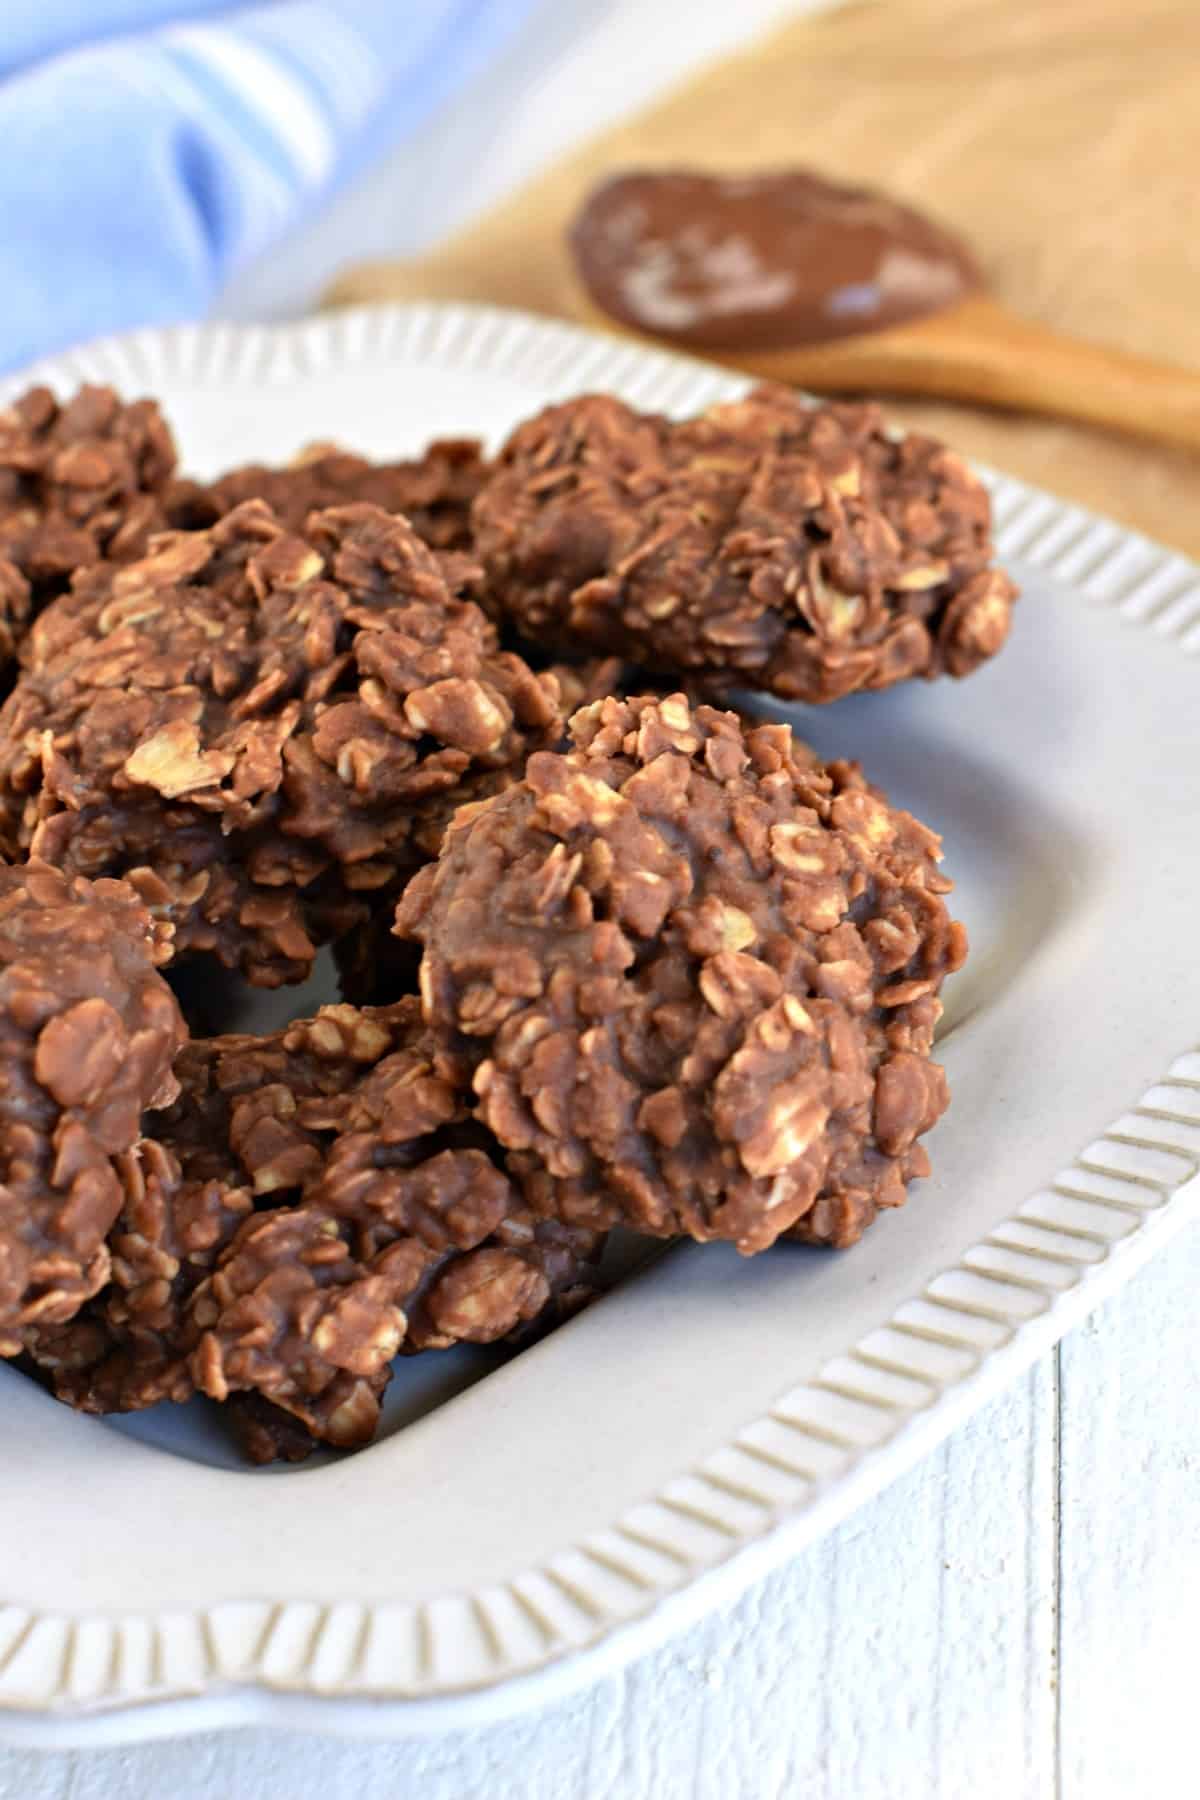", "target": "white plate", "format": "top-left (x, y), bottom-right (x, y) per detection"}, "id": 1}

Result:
top-left (0, 303), bottom-right (1198, 1750)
